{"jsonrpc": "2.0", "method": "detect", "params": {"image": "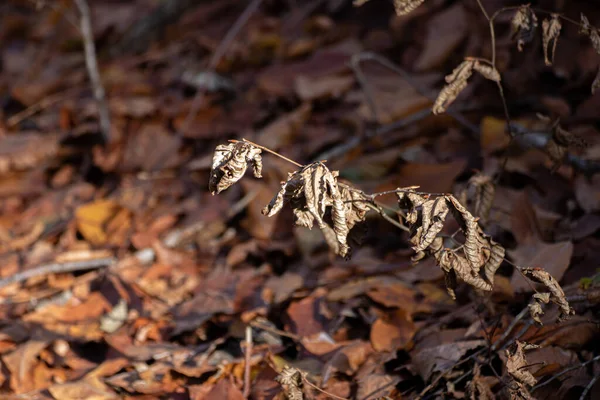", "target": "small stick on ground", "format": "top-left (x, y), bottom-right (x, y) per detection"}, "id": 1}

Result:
top-left (0, 257), bottom-right (115, 290)
top-left (243, 326), bottom-right (253, 399)
top-left (74, 0), bottom-right (111, 143)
